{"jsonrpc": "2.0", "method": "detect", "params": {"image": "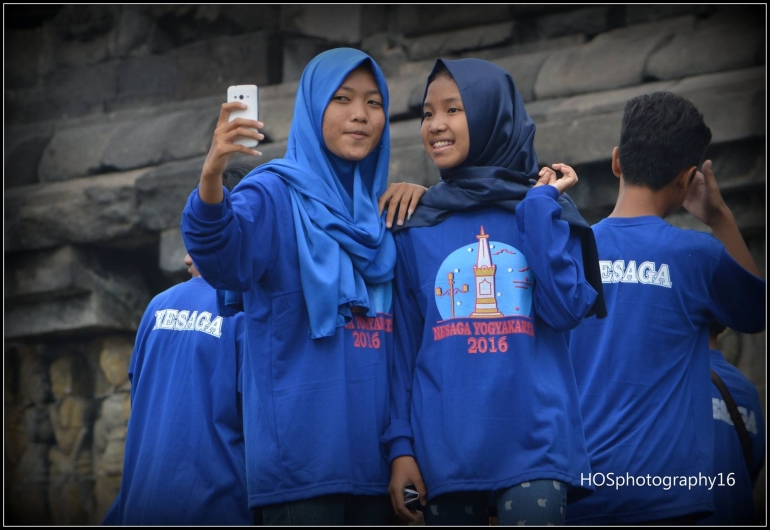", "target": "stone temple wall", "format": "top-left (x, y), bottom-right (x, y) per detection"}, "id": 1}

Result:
top-left (4, 4), bottom-right (766, 524)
